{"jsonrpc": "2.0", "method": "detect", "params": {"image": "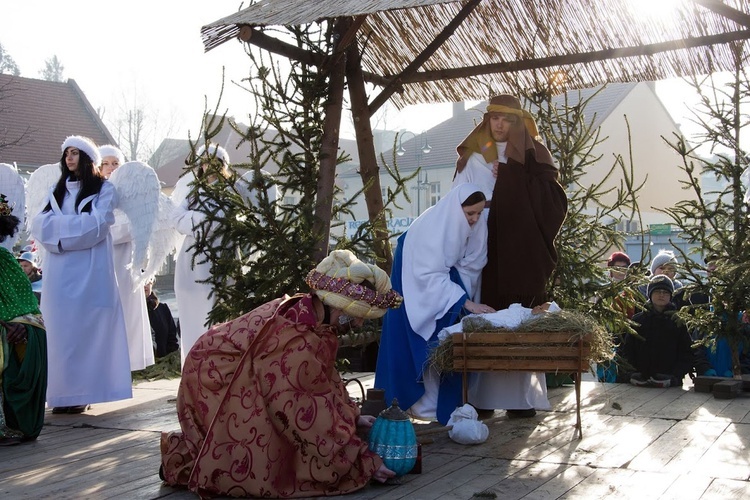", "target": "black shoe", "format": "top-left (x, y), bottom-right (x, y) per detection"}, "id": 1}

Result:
top-left (630, 373), bottom-right (650, 387)
top-left (506, 408), bottom-right (536, 419)
top-left (0, 436), bottom-right (22, 446)
top-left (67, 405), bottom-right (89, 414)
top-left (475, 409), bottom-right (495, 419)
top-left (51, 407), bottom-right (69, 414)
